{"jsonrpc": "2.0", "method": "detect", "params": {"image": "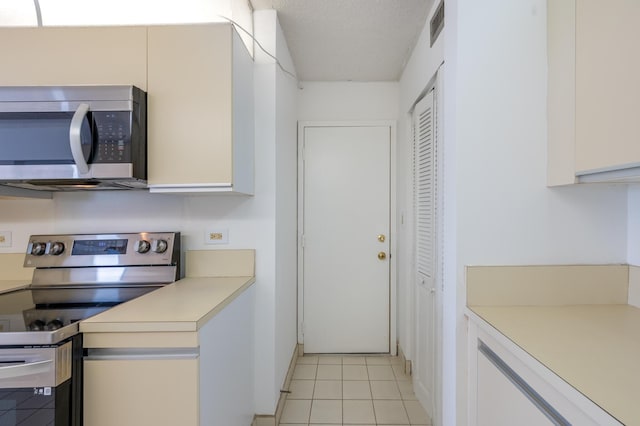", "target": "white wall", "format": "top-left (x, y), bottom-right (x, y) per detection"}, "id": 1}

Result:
top-left (449, 1), bottom-right (628, 425)
top-left (628, 186), bottom-right (640, 265)
top-left (273, 10), bottom-right (300, 415)
top-left (396, 0), bottom-right (445, 385)
top-left (252, 10), bottom-right (279, 414)
top-left (298, 82), bottom-right (399, 121)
